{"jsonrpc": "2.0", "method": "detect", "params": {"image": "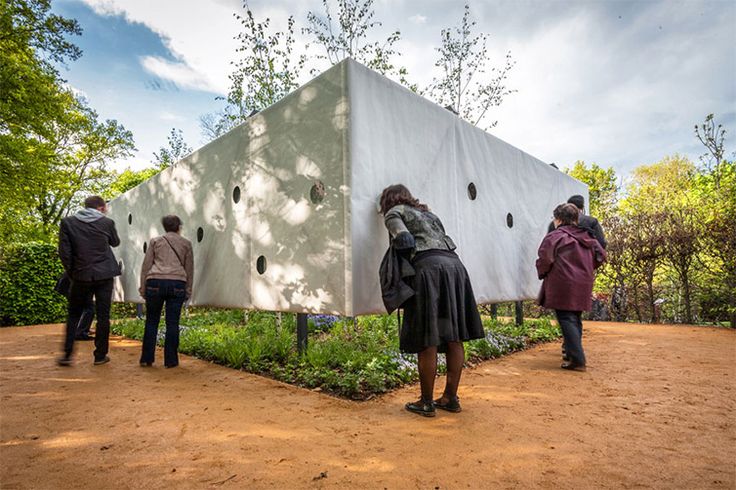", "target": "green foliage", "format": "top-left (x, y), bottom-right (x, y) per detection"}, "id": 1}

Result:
top-left (112, 309), bottom-right (560, 400)
top-left (103, 167), bottom-right (160, 200)
top-left (565, 160), bottom-right (619, 221)
top-left (0, 242), bottom-right (65, 325)
top-left (0, 0), bottom-right (135, 246)
top-left (151, 128), bottom-right (192, 169)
